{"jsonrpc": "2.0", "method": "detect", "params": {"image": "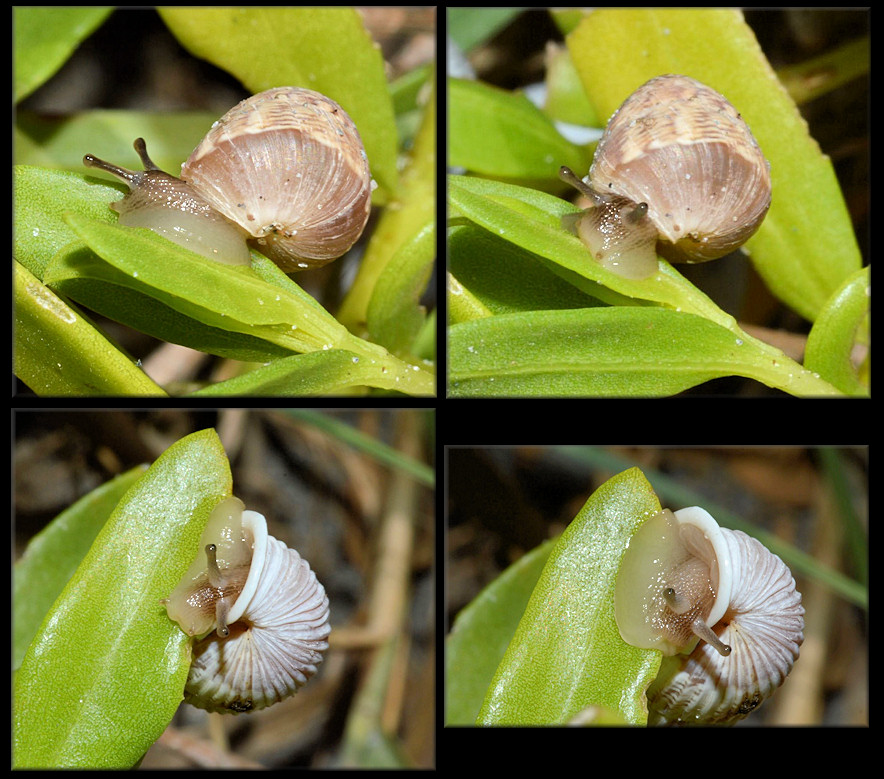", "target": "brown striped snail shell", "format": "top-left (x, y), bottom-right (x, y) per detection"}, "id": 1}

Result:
top-left (84, 87), bottom-right (372, 271)
top-left (161, 496), bottom-right (330, 714)
top-left (614, 506), bottom-right (803, 726)
top-left (560, 74), bottom-right (771, 280)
